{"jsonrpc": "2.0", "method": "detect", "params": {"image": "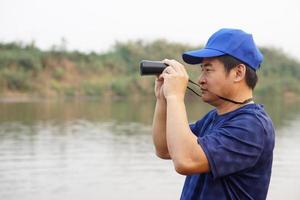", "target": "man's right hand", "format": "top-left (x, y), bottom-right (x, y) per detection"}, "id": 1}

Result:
top-left (153, 75), bottom-right (170, 160)
top-left (155, 75), bottom-right (166, 101)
